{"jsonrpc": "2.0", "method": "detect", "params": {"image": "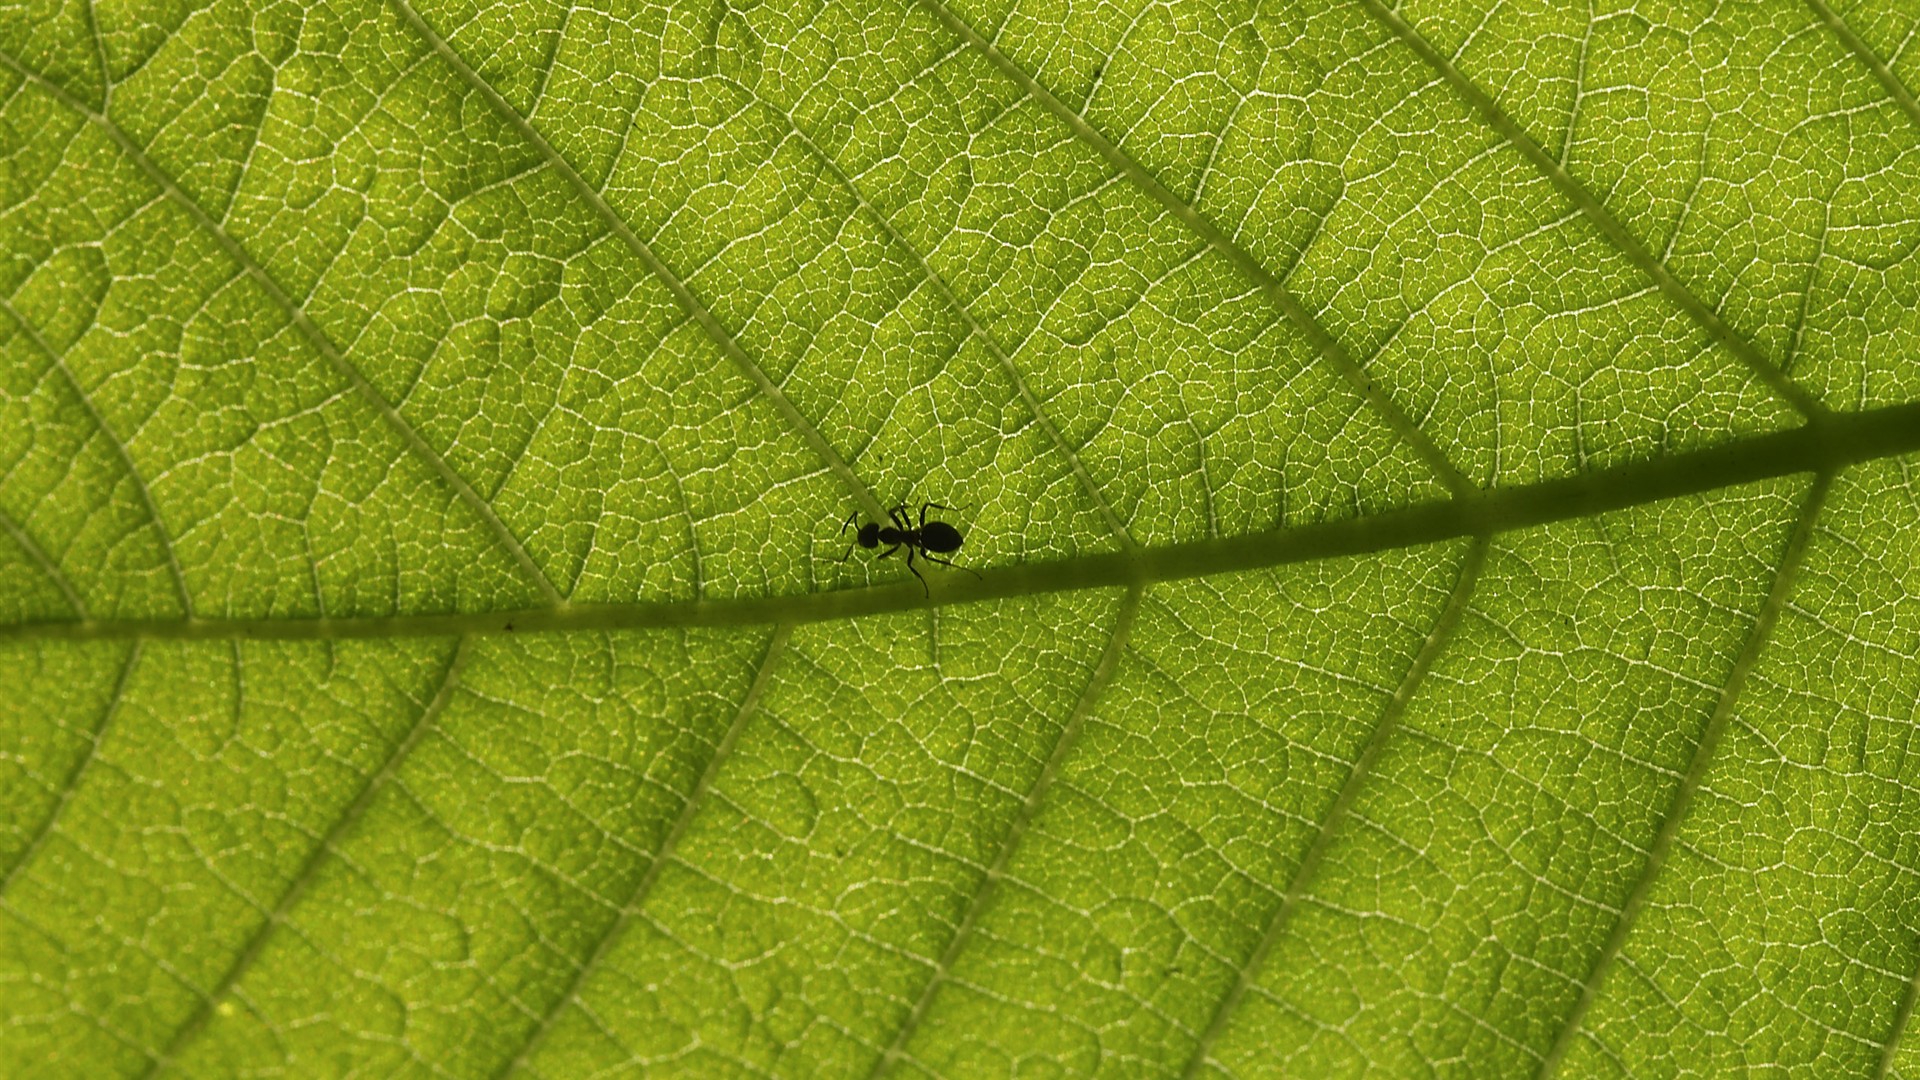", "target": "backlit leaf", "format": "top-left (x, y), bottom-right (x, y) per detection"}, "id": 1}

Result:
top-left (3, 0), bottom-right (1919, 1076)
